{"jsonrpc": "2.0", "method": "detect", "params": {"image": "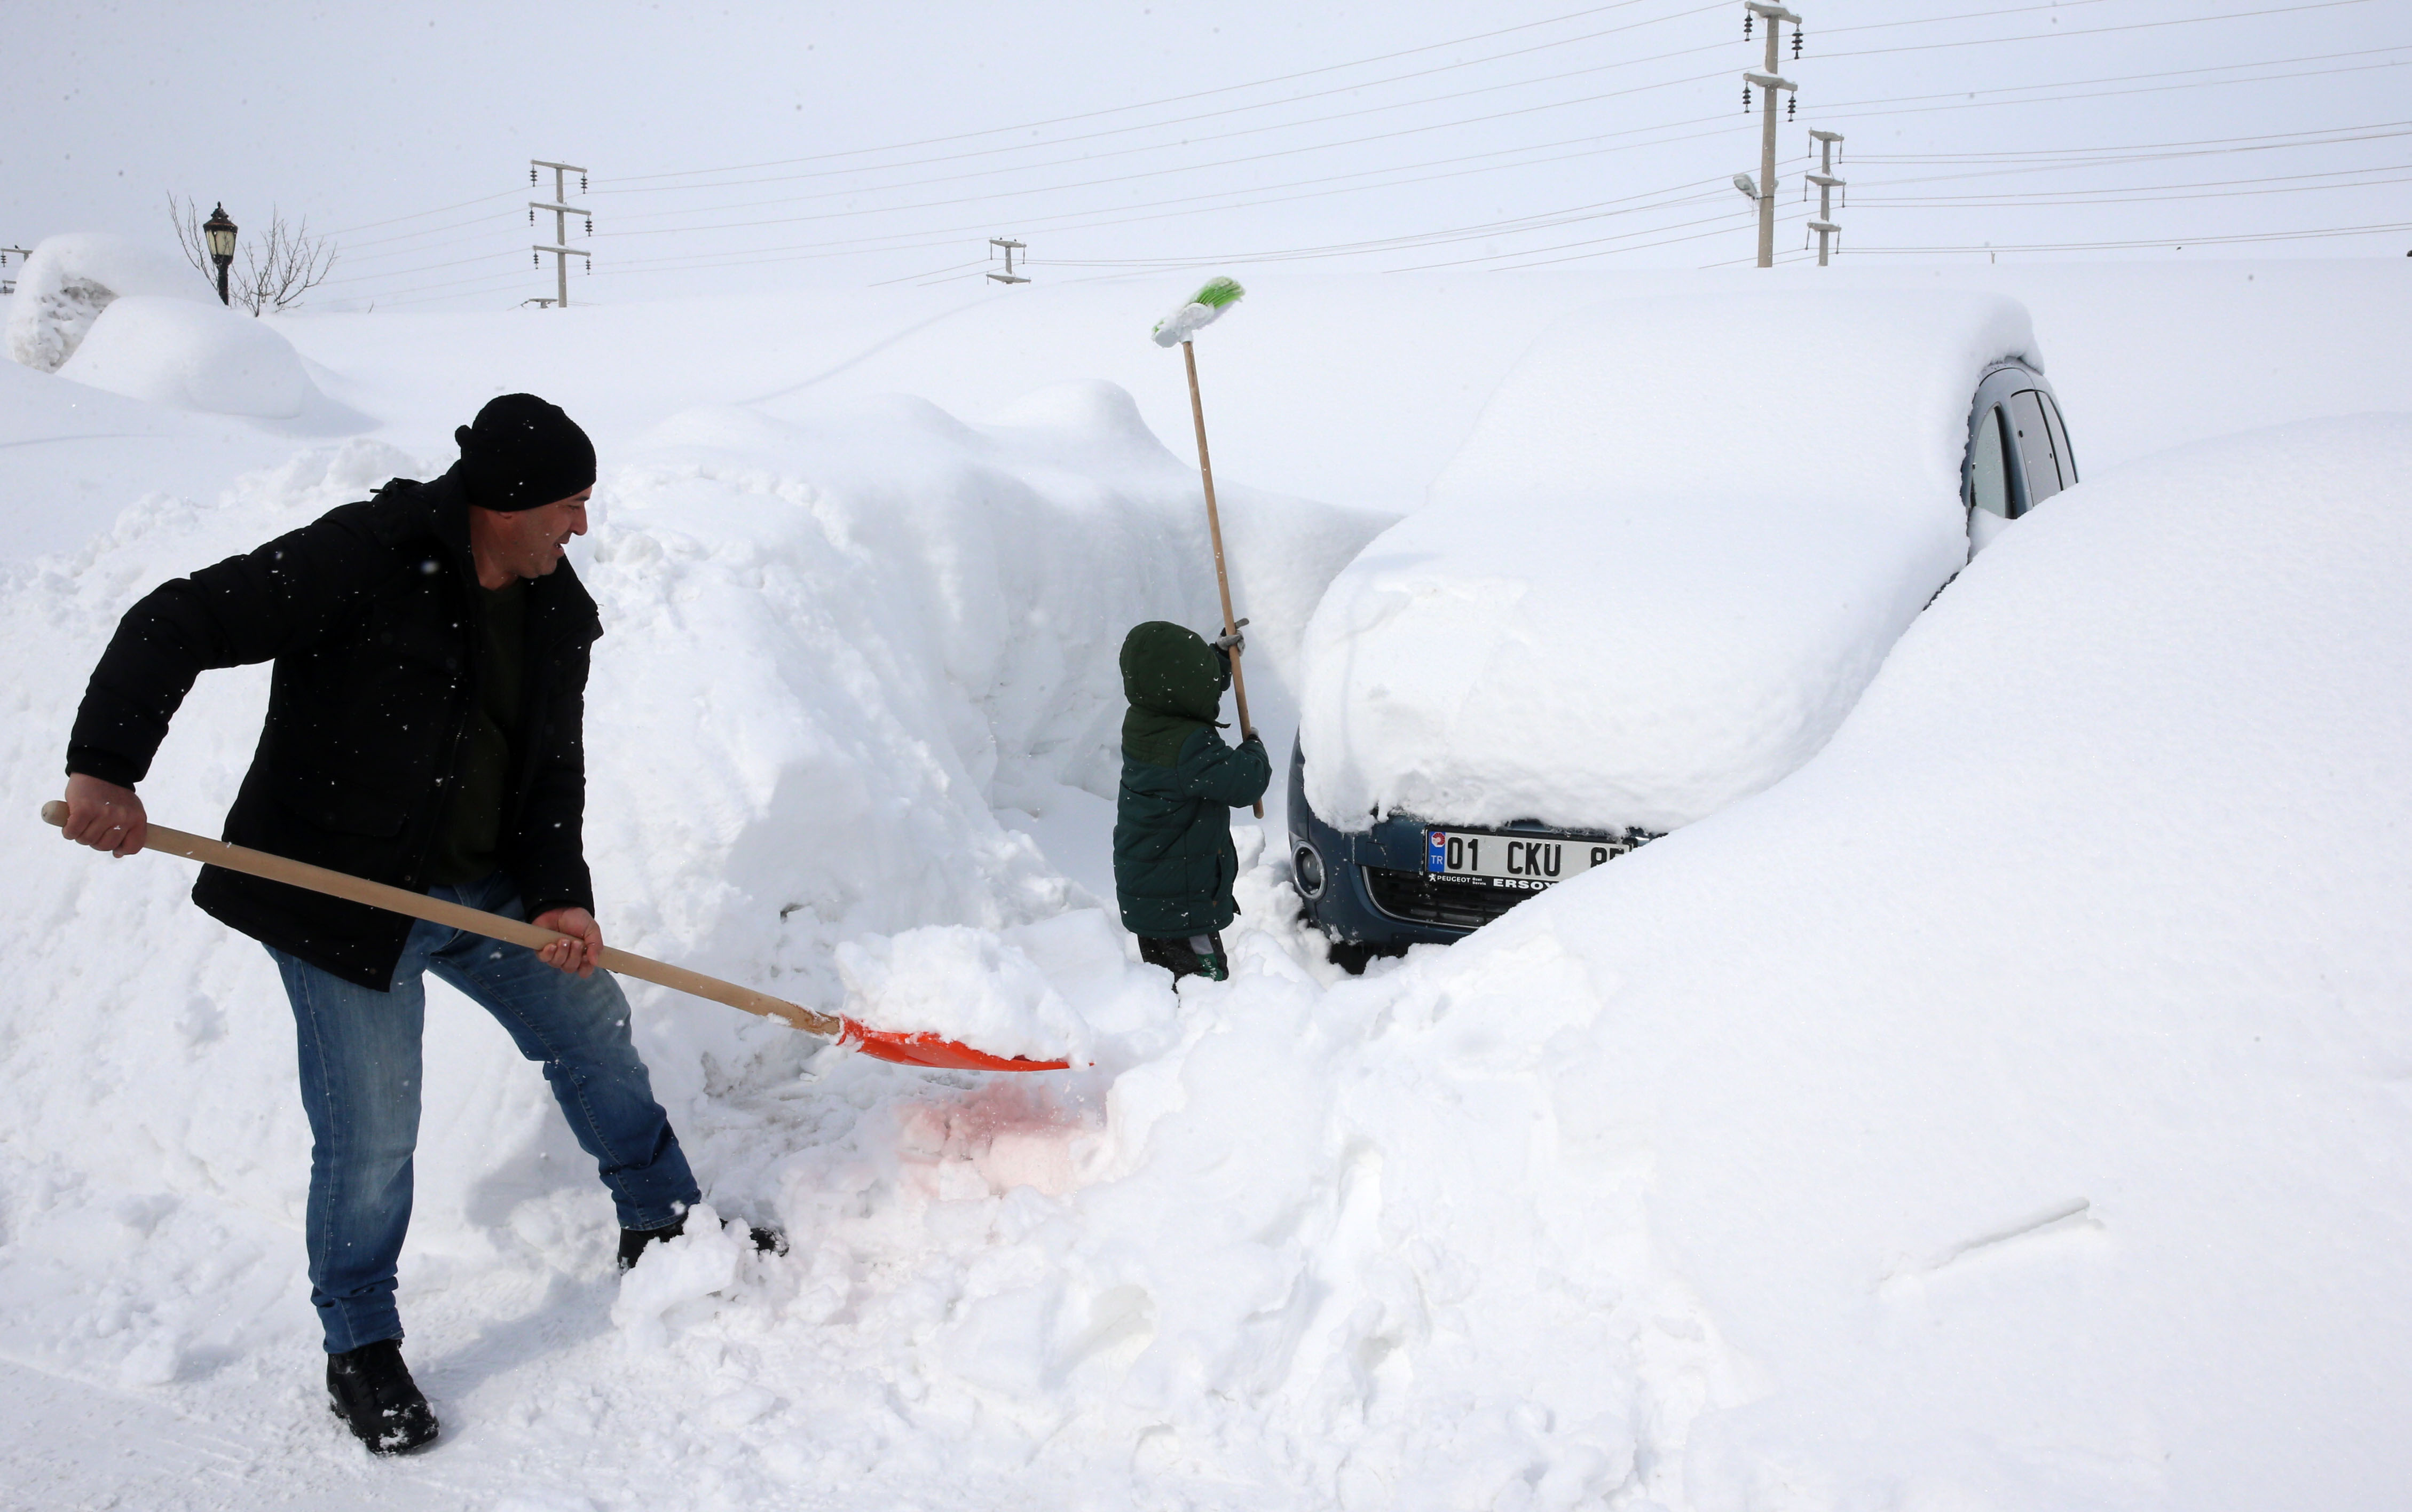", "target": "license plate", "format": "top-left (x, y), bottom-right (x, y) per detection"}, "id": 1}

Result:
top-left (1424, 828), bottom-right (1627, 891)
